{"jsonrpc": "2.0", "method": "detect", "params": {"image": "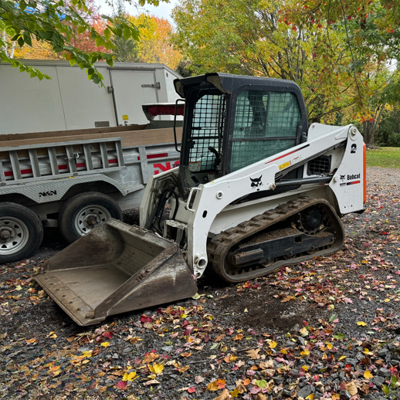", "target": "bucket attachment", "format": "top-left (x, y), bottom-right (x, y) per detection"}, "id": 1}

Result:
top-left (35, 220), bottom-right (197, 326)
